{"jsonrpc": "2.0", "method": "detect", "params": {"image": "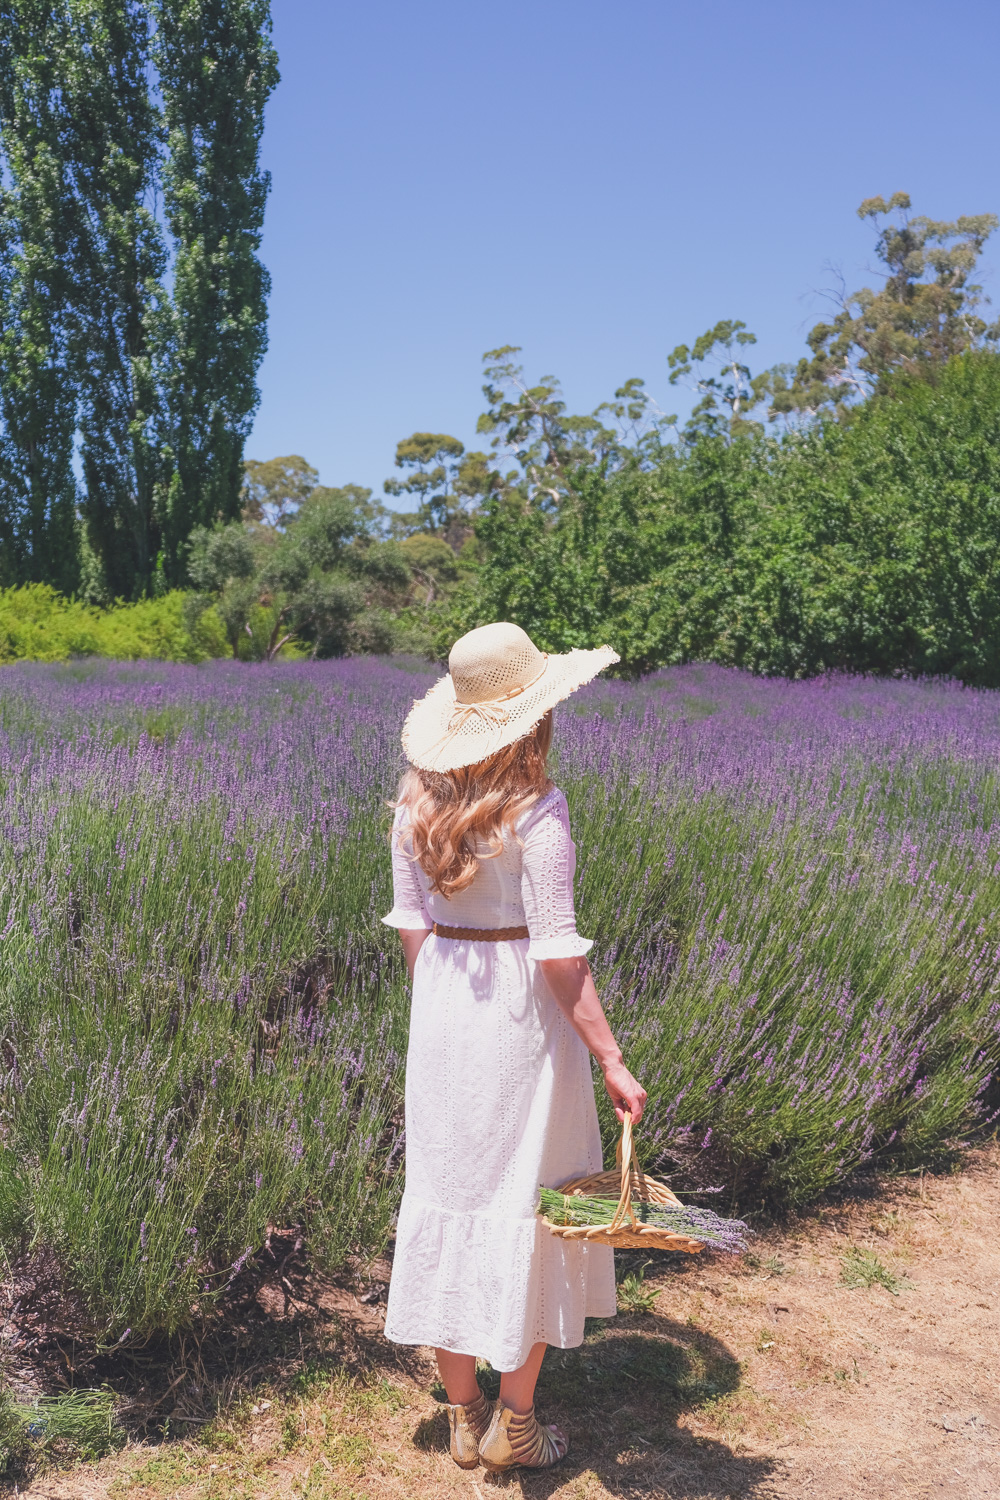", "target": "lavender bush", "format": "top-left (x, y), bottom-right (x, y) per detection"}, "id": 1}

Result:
top-left (0, 657), bottom-right (998, 1343)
